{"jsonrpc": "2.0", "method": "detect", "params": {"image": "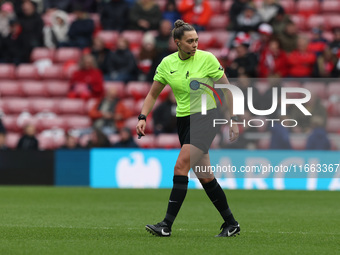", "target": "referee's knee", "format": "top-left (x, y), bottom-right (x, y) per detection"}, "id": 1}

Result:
top-left (174, 160), bottom-right (189, 176)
